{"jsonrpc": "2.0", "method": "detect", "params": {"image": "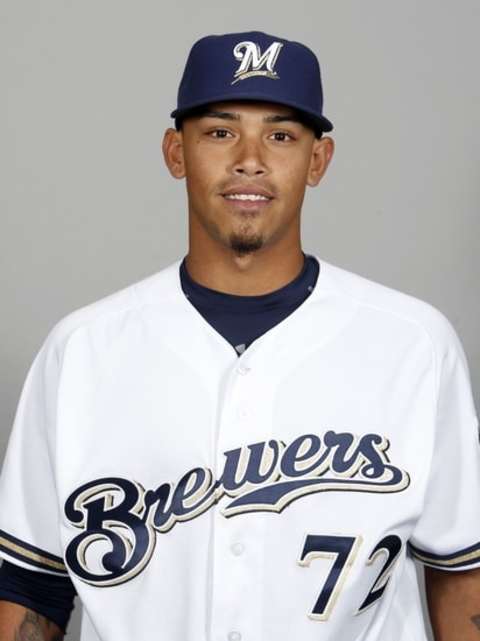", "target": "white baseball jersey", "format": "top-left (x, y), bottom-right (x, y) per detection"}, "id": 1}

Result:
top-left (0, 255), bottom-right (479, 641)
